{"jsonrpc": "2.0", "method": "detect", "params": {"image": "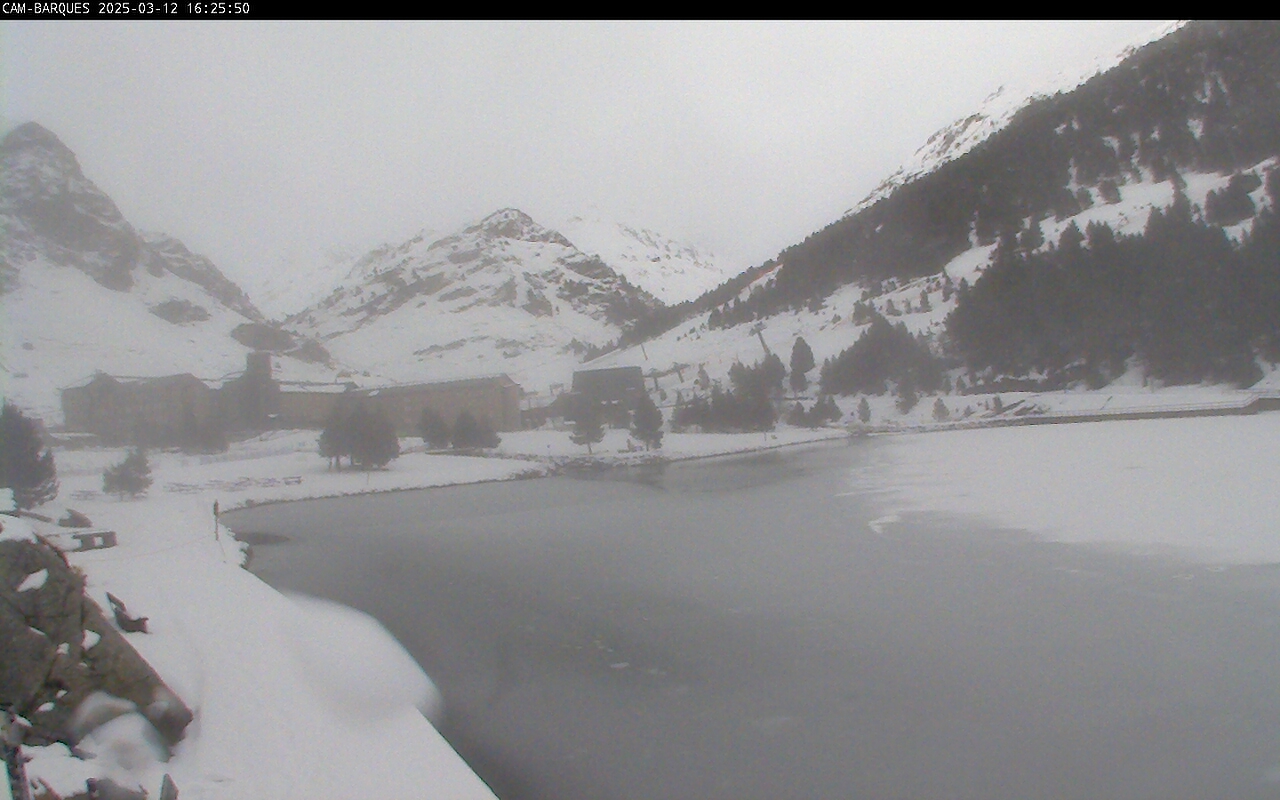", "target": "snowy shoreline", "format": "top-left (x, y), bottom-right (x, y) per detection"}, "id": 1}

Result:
top-left (3, 426), bottom-right (848, 800)
top-left (9, 404), bottom-right (1280, 798)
